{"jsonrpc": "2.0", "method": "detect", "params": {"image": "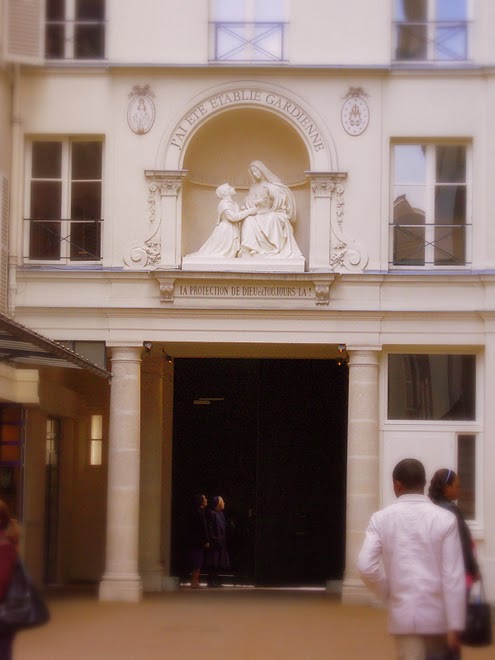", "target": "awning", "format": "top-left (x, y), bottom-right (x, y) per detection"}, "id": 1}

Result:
top-left (0, 313), bottom-right (111, 380)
